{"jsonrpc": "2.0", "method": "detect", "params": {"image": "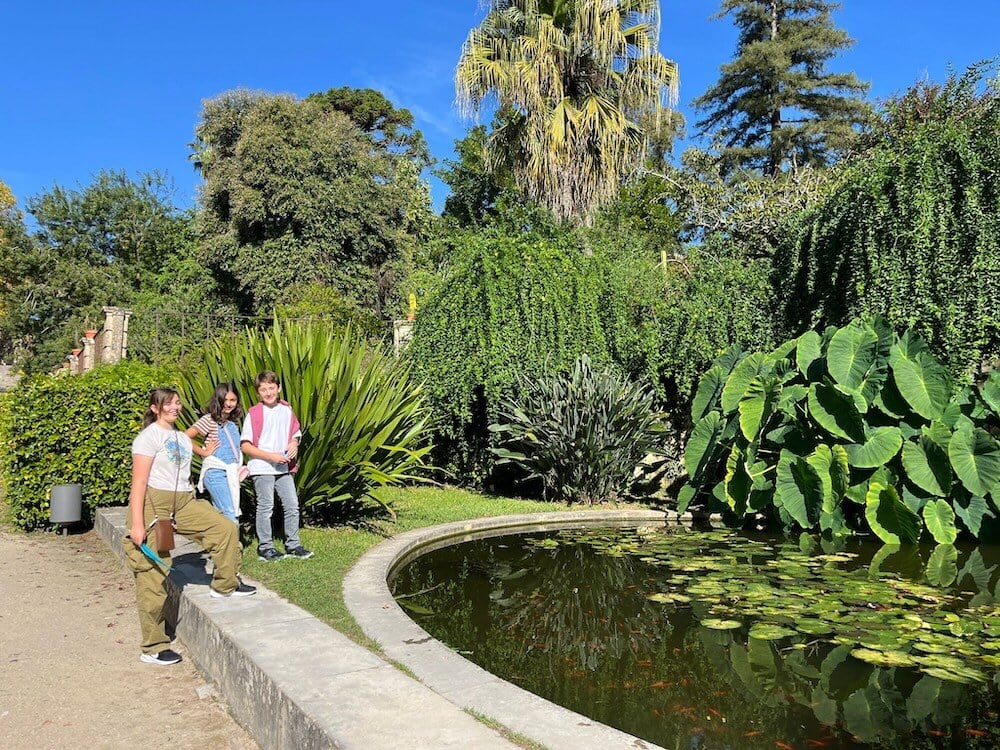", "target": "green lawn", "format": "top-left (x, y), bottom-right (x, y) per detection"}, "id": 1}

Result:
top-left (240, 485), bottom-right (571, 647)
